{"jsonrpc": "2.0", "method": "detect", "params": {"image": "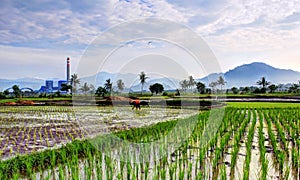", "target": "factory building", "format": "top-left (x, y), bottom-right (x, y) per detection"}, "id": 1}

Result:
top-left (37, 57), bottom-right (70, 93)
